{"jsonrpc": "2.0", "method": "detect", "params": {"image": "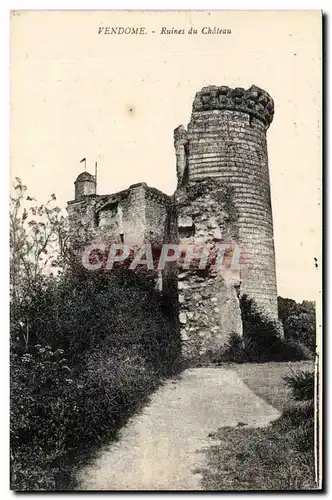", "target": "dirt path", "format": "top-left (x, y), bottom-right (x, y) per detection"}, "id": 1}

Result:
top-left (76, 367), bottom-right (280, 491)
